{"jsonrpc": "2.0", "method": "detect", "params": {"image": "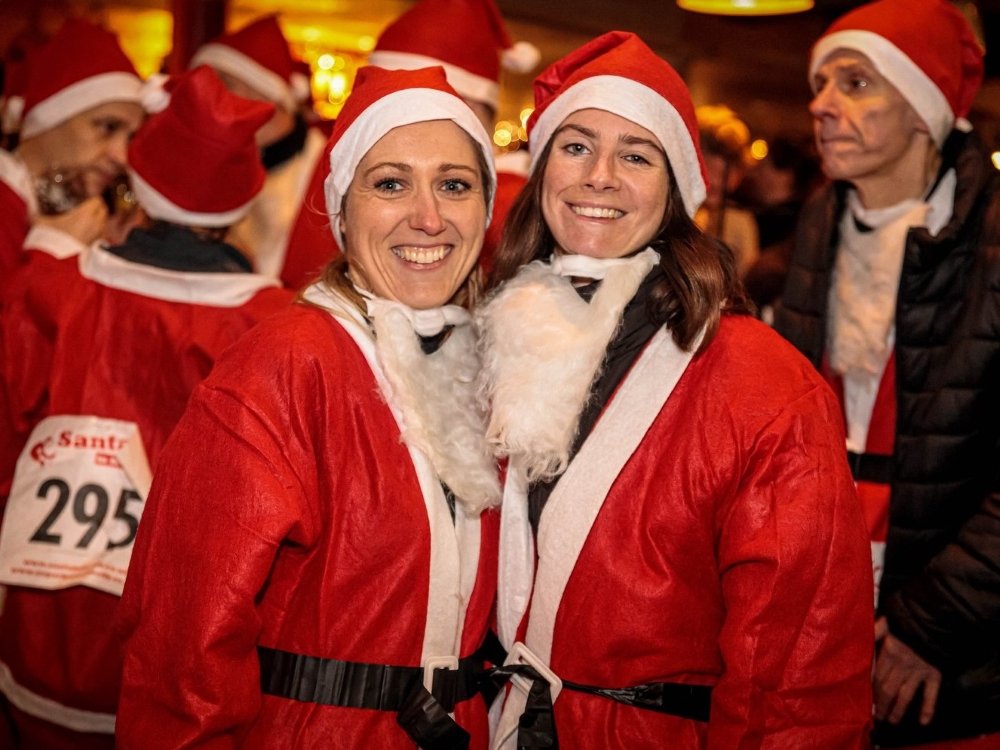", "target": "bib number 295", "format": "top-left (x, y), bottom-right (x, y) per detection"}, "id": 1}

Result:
top-left (30, 478), bottom-right (142, 551)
